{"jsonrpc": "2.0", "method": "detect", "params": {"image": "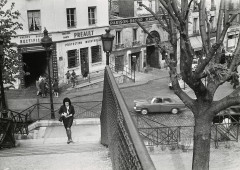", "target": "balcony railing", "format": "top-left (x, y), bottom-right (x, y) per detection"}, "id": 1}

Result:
top-left (132, 40), bottom-right (141, 47)
top-left (29, 25), bottom-right (42, 32)
top-left (115, 43), bottom-right (125, 49)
